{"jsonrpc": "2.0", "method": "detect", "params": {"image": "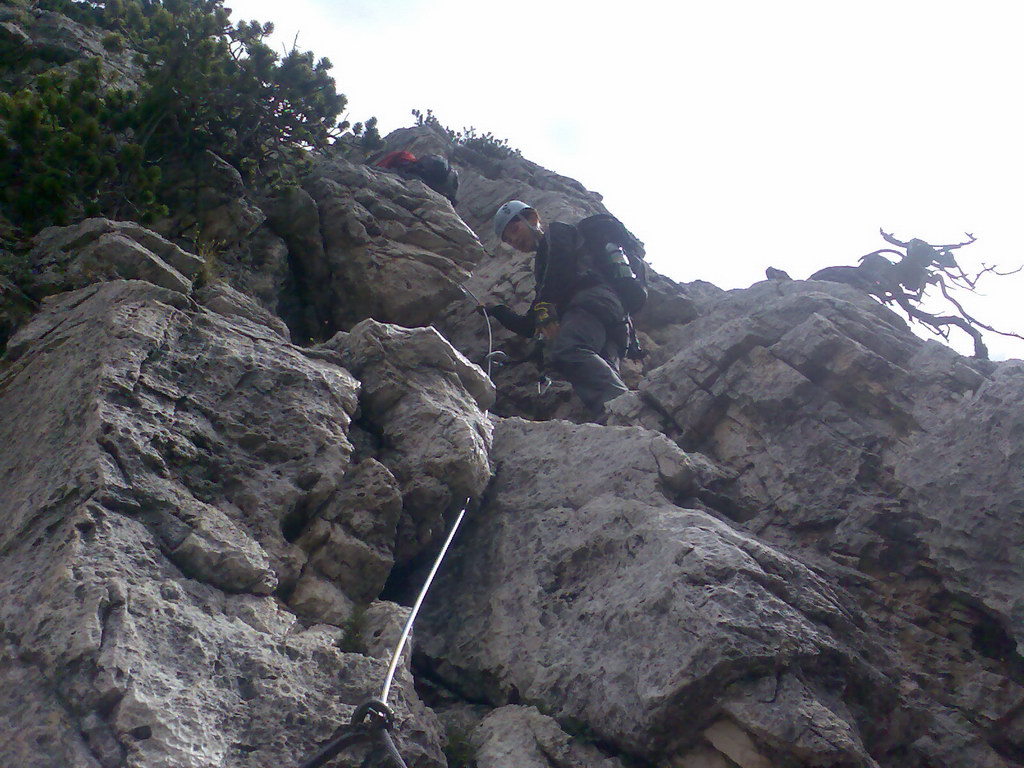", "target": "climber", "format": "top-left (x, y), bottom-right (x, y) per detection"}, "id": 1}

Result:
top-left (487, 201), bottom-right (647, 418)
